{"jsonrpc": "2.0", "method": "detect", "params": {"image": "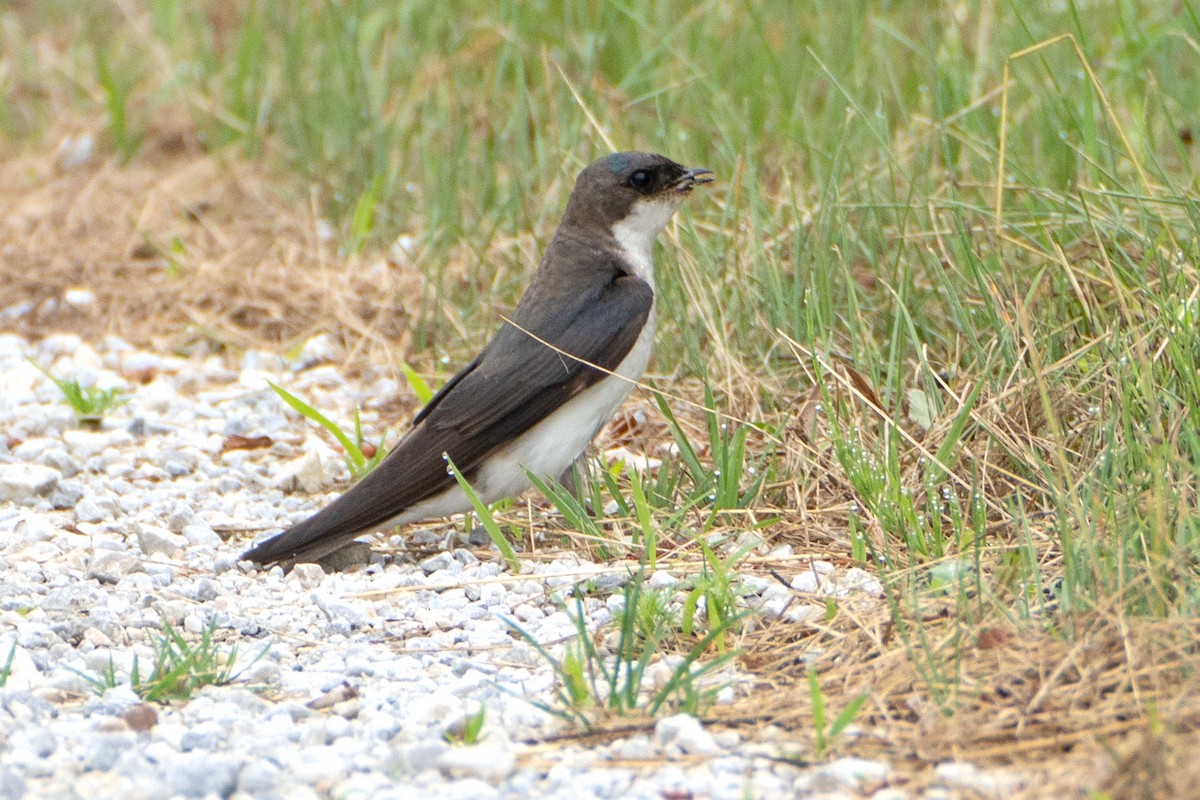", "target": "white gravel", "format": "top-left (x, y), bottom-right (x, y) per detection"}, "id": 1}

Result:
top-left (0, 332), bottom-right (1020, 799)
